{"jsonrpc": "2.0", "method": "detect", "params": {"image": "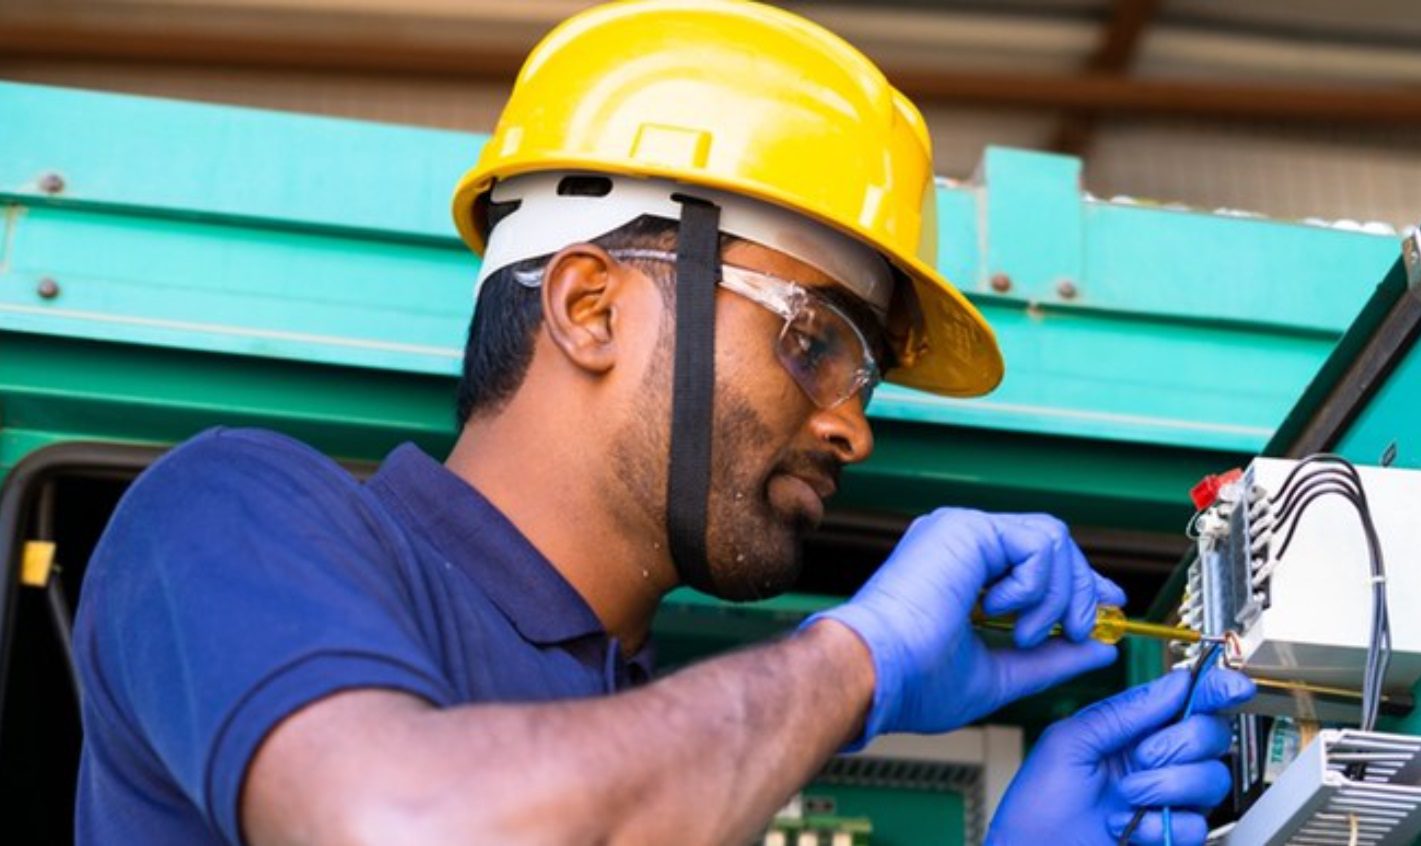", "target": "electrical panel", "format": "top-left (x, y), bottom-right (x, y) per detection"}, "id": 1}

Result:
top-left (1178, 457), bottom-right (1421, 722)
top-left (1177, 457), bottom-right (1421, 844)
